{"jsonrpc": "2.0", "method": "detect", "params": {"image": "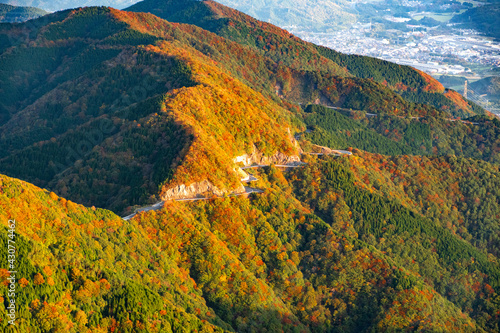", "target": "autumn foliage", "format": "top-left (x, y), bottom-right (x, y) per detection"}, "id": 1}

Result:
top-left (0, 2), bottom-right (498, 332)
